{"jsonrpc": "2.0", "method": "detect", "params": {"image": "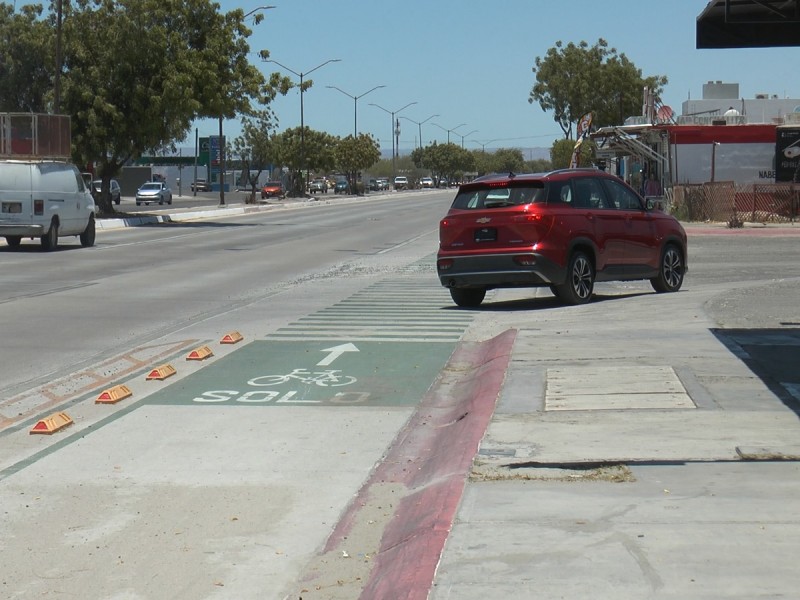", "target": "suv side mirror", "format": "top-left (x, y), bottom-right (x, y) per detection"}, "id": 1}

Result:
top-left (645, 197), bottom-right (665, 211)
